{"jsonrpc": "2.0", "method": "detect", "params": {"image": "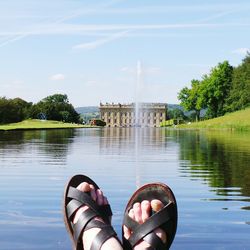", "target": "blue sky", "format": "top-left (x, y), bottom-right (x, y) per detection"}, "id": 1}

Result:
top-left (0, 0), bottom-right (249, 107)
